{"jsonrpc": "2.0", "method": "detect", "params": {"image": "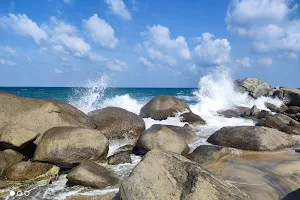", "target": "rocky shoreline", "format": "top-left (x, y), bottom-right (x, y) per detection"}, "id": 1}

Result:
top-left (0, 78), bottom-right (300, 199)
